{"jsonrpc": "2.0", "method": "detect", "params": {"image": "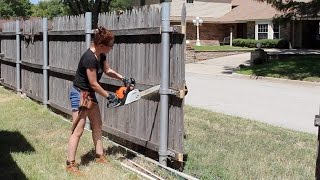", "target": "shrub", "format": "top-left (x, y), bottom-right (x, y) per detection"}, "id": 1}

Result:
top-left (233, 39), bottom-right (256, 48)
top-left (276, 39), bottom-right (290, 49)
top-left (233, 38), bottom-right (288, 49)
top-left (259, 39), bottom-right (279, 48)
